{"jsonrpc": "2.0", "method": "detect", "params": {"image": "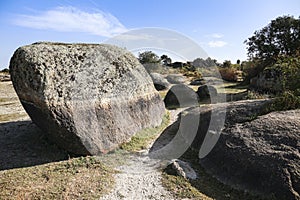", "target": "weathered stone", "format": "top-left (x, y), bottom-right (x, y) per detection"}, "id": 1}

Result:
top-left (9, 42), bottom-right (165, 155)
top-left (196, 85), bottom-right (218, 101)
top-left (163, 84), bottom-right (198, 109)
top-left (0, 74), bottom-right (10, 82)
top-left (166, 74), bottom-right (186, 84)
top-left (200, 109), bottom-right (300, 200)
top-left (165, 159), bottom-right (197, 180)
top-left (190, 78), bottom-right (205, 86)
top-left (154, 99), bottom-right (300, 199)
top-left (149, 73), bottom-right (171, 91)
